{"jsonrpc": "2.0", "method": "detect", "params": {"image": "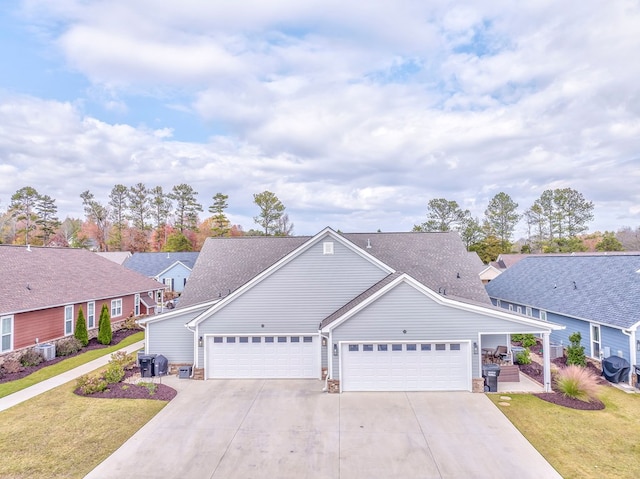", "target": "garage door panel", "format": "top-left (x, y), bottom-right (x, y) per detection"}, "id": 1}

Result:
top-left (341, 342), bottom-right (469, 392)
top-left (207, 335), bottom-right (318, 379)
